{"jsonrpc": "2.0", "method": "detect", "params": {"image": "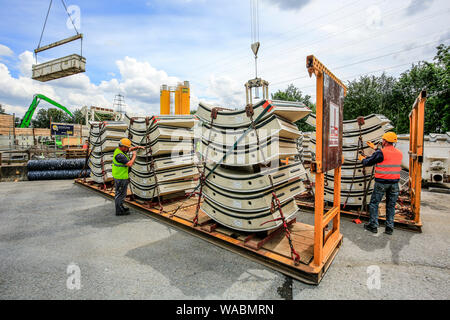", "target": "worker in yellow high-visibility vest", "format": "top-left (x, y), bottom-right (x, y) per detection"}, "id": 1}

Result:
top-left (112, 138), bottom-right (144, 216)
